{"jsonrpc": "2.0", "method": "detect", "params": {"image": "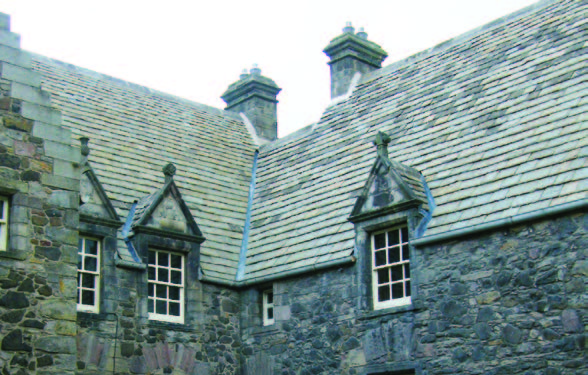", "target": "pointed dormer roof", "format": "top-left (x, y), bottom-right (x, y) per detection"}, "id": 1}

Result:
top-left (349, 131), bottom-right (429, 223)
